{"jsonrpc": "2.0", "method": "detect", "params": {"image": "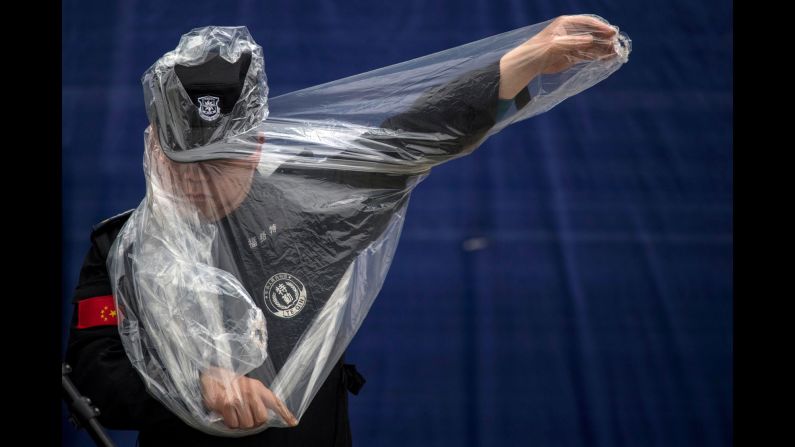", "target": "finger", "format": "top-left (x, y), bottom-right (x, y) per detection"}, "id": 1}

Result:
top-left (201, 381), bottom-right (219, 409)
top-left (235, 401), bottom-right (255, 429)
top-left (574, 49), bottom-right (604, 62)
top-left (551, 37), bottom-right (596, 66)
top-left (251, 394), bottom-right (269, 426)
top-left (567, 32), bottom-right (616, 60)
top-left (555, 34), bottom-right (595, 52)
top-left (261, 388), bottom-right (298, 426)
top-left (566, 16), bottom-right (616, 39)
top-left (589, 22), bottom-right (617, 39)
top-left (600, 41), bottom-right (619, 58)
top-left (582, 41), bottom-right (618, 60)
top-left (221, 404), bottom-right (239, 429)
top-left (570, 15), bottom-right (617, 37)
top-left (264, 390), bottom-right (298, 425)
top-left (599, 26), bottom-right (618, 38)
top-left (593, 35), bottom-right (619, 57)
